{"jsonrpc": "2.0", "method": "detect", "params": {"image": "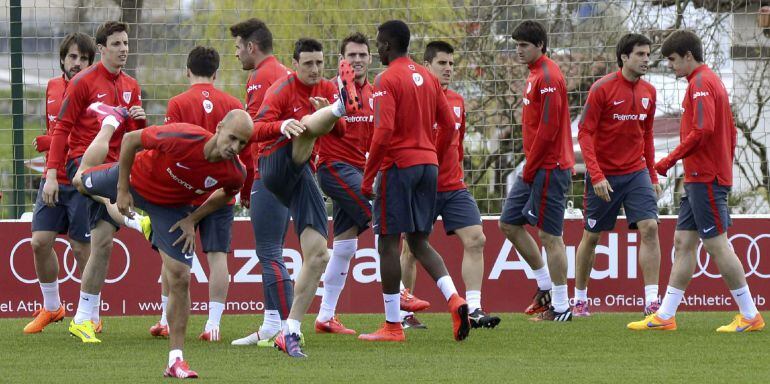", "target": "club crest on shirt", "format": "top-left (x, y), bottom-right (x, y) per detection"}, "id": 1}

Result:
top-left (122, 91), bottom-right (132, 104)
top-left (202, 90), bottom-right (210, 98)
top-left (453, 106), bottom-right (462, 118)
top-left (641, 97), bottom-right (649, 109)
top-left (204, 176), bottom-right (218, 188)
top-left (203, 99), bottom-right (214, 114)
top-left (412, 73), bottom-right (424, 86)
